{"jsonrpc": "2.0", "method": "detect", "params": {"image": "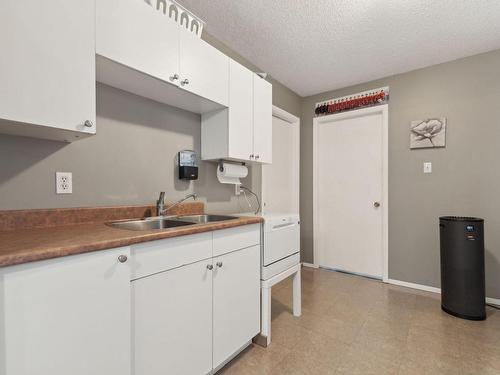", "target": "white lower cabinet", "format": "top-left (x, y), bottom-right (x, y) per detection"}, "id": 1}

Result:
top-left (132, 226), bottom-right (261, 375)
top-left (213, 245), bottom-right (261, 369)
top-left (0, 247), bottom-right (131, 375)
top-left (0, 226), bottom-right (260, 375)
top-left (132, 259), bottom-right (213, 375)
